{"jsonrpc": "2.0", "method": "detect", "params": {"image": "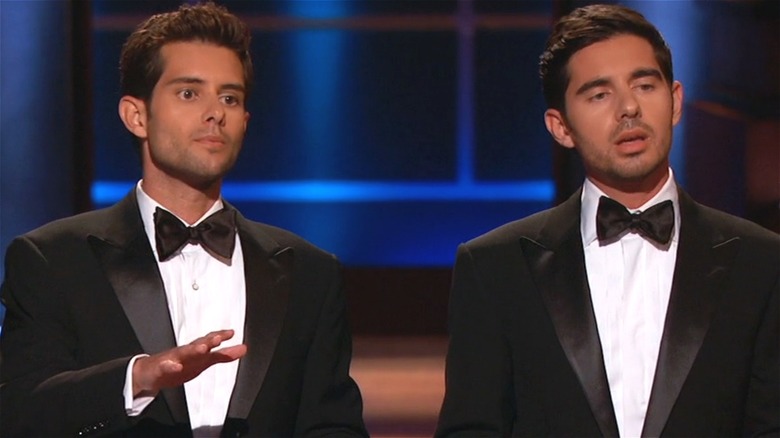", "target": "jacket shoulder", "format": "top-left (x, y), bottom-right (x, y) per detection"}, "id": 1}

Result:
top-left (14, 205), bottom-right (127, 249)
top-left (239, 219), bottom-right (338, 263)
top-left (692, 202), bottom-right (780, 246)
top-left (464, 204), bottom-right (570, 252)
